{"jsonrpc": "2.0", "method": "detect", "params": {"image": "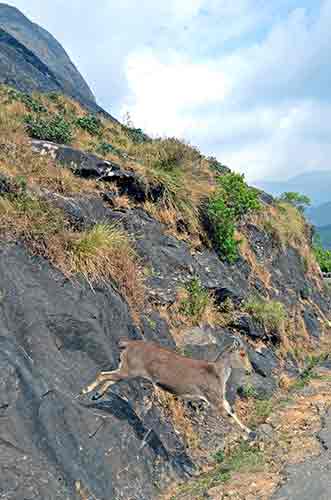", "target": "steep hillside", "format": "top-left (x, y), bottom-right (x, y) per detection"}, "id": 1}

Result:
top-left (0, 86), bottom-right (330, 500)
top-left (0, 3), bottom-right (110, 115)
